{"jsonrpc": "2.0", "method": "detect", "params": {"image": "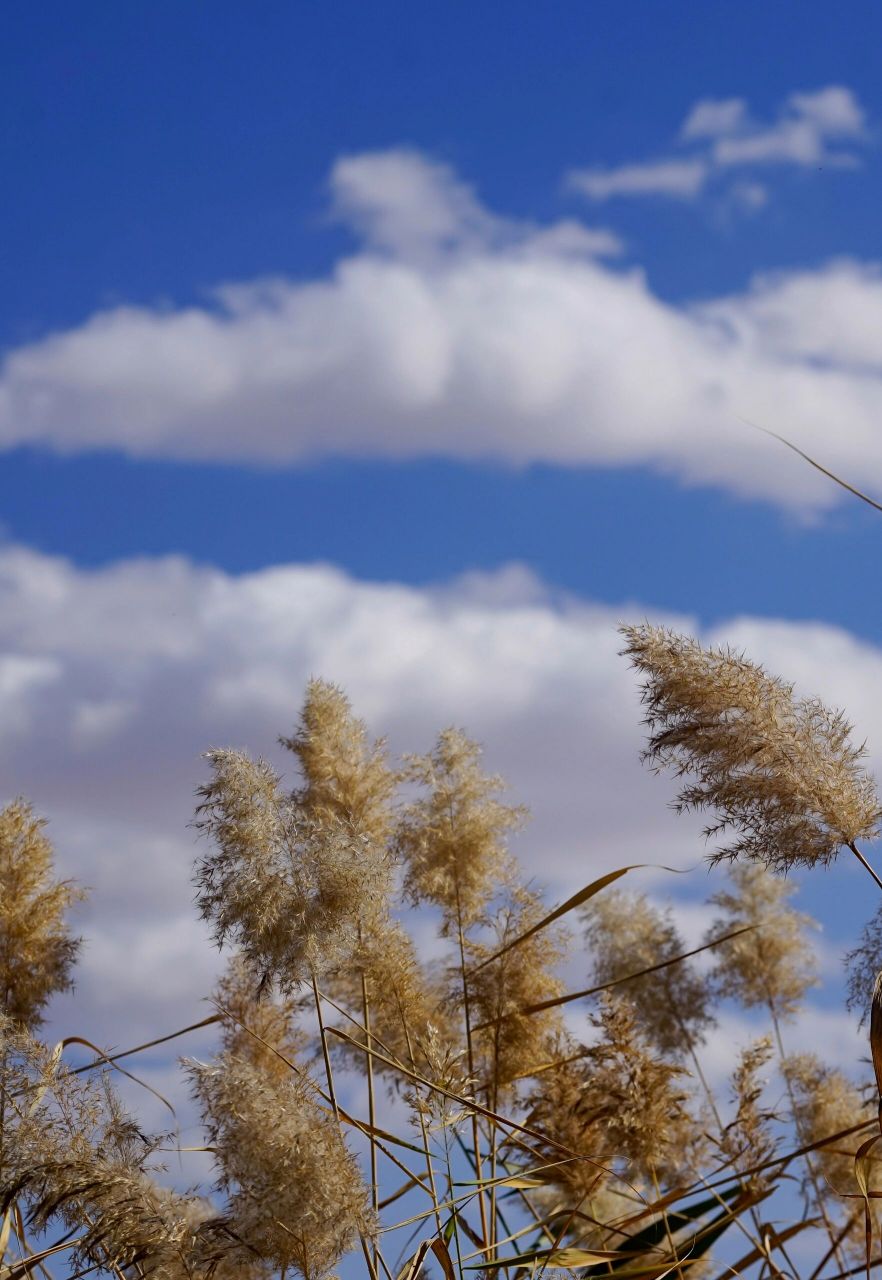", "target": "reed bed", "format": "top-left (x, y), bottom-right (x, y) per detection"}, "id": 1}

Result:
top-left (2, 628), bottom-right (882, 1280)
